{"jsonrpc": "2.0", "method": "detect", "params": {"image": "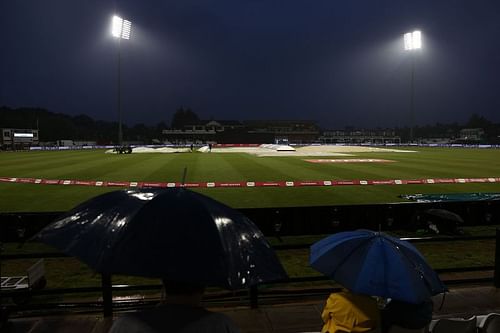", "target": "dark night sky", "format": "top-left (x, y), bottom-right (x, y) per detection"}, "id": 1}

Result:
top-left (1, 1), bottom-right (500, 129)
